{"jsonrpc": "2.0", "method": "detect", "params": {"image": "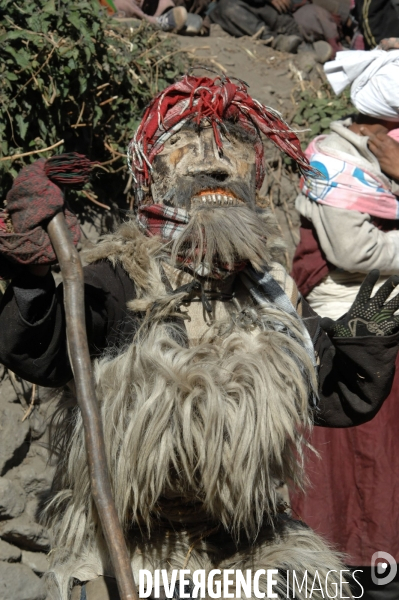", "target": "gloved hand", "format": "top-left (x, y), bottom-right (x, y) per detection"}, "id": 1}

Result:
top-left (321, 270), bottom-right (399, 337)
top-left (0, 153), bottom-right (91, 272)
